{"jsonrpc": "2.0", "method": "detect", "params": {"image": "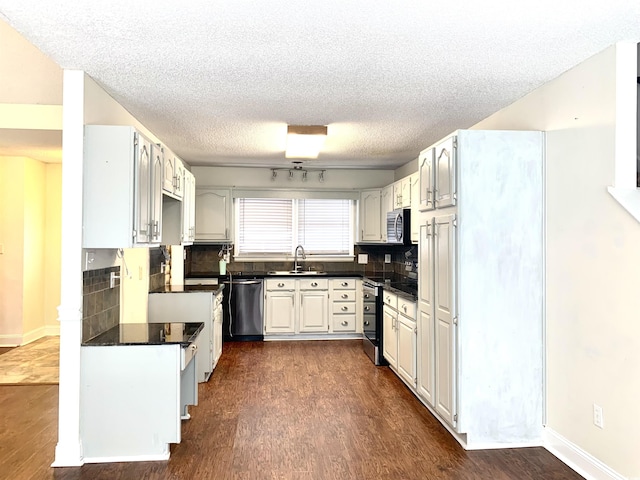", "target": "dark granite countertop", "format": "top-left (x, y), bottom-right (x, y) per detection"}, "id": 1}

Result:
top-left (82, 322), bottom-right (204, 347)
top-left (183, 272), bottom-right (418, 298)
top-left (150, 284), bottom-right (225, 294)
